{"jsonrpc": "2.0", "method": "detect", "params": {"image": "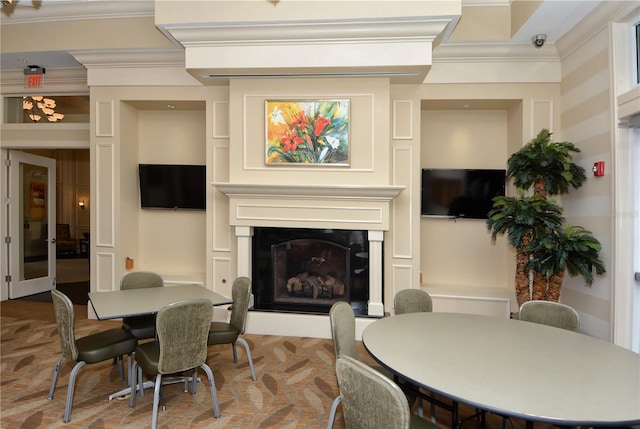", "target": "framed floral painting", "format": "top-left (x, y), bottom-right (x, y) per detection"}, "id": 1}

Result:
top-left (266, 99), bottom-right (350, 165)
